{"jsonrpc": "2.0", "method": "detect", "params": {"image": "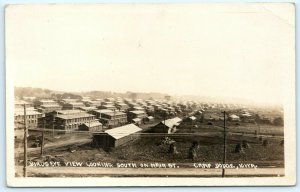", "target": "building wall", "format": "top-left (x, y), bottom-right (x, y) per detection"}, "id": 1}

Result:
top-left (152, 123), bottom-right (169, 133)
top-left (93, 111), bottom-right (128, 127)
top-left (38, 106), bottom-right (62, 113)
top-left (93, 134), bottom-right (115, 148)
top-left (127, 112), bottom-right (147, 121)
top-left (14, 114), bottom-right (43, 129)
top-left (79, 124), bottom-right (102, 132)
top-left (62, 103), bottom-right (85, 110)
top-left (93, 134), bottom-right (139, 148)
top-left (39, 114), bottom-right (96, 131)
top-left (57, 116), bottom-right (96, 131)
